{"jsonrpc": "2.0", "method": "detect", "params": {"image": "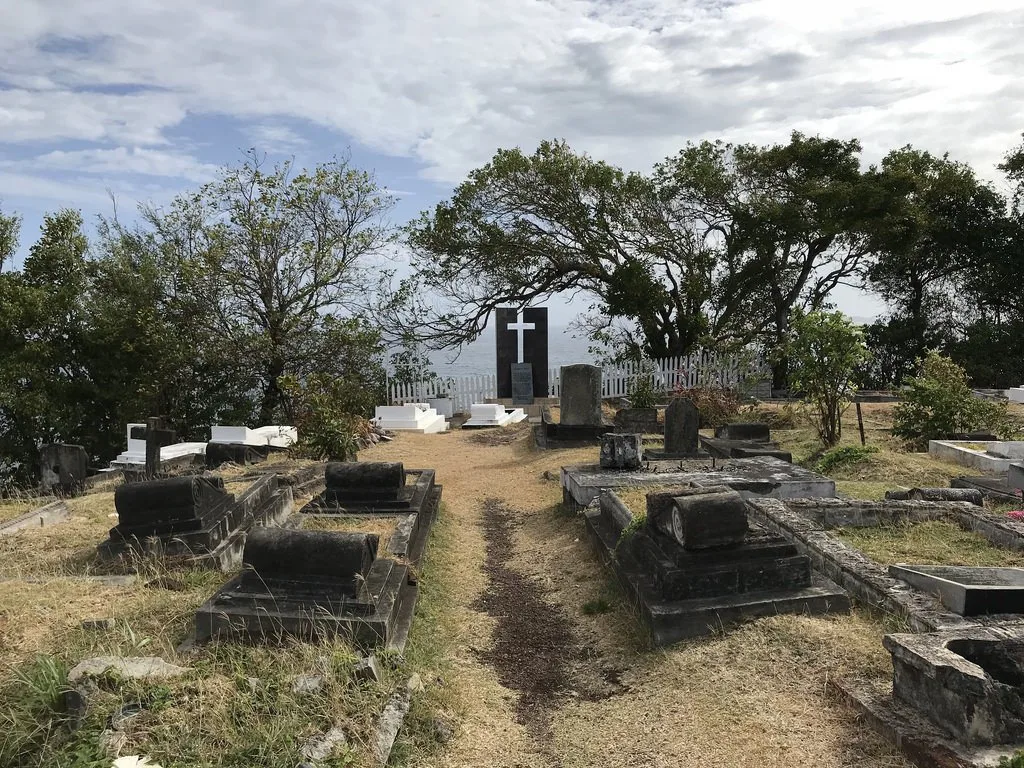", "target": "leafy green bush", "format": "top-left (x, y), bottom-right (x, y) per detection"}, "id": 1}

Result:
top-left (788, 310), bottom-right (870, 447)
top-left (816, 445), bottom-right (879, 475)
top-left (672, 386), bottom-right (740, 428)
top-left (892, 352), bottom-right (1013, 450)
top-left (627, 371), bottom-right (659, 409)
top-left (279, 373), bottom-right (372, 461)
